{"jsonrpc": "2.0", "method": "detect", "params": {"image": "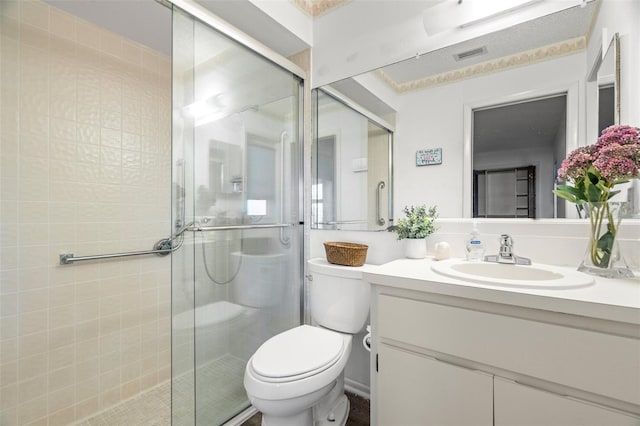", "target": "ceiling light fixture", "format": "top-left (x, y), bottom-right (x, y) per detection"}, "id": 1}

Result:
top-left (423, 0), bottom-right (544, 36)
